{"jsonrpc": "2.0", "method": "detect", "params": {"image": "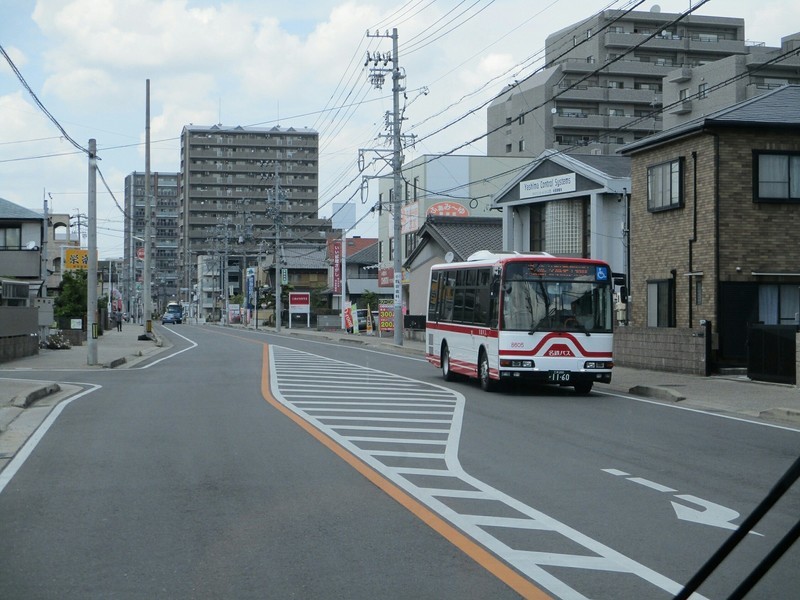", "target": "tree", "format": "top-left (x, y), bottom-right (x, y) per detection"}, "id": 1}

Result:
top-left (360, 291), bottom-right (379, 310)
top-left (54, 270), bottom-right (88, 320)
